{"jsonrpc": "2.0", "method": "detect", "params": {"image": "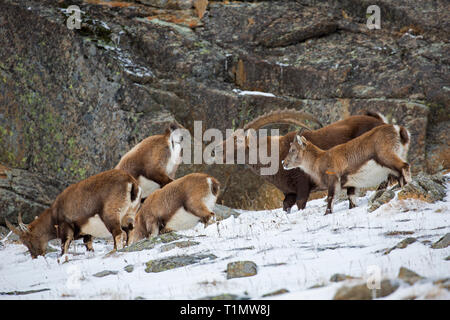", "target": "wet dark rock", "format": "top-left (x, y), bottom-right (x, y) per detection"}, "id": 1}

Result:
top-left (145, 254), bottom-right (217, 273)
top-left (431, 233), bottom-right (450, 249)
top-left (226, 261), bottom-right (258, 279)
top-left (333, 280), bottom-right (399, 300)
